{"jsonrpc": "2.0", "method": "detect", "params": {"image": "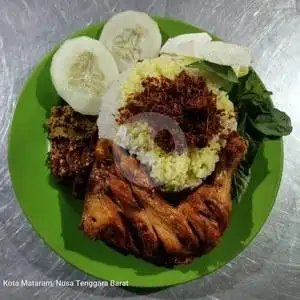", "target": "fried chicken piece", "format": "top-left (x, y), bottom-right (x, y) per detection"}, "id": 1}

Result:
top-left (112, 143), bottom-right (154, 189)
top-left (81, 133), bottom-right (247, 266)
top-left (178, 131), bottom-right (248, 251)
